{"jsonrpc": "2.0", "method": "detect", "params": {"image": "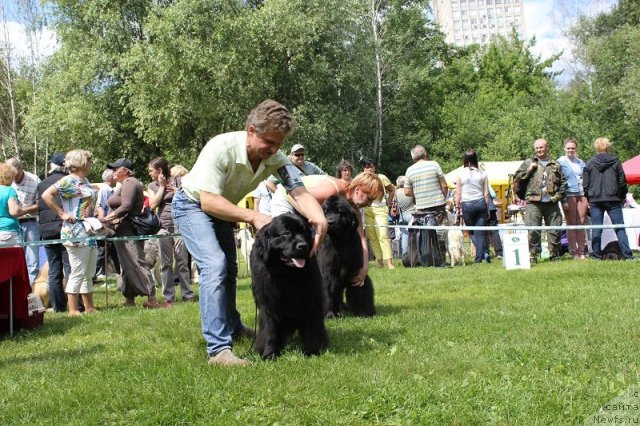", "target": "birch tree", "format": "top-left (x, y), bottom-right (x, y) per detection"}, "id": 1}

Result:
top-left (0, 3), bottom-right (20, 159)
